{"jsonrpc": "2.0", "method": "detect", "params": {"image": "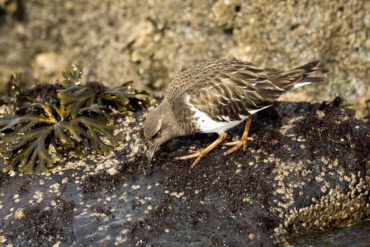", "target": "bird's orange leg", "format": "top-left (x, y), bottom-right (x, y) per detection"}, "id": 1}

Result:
top-left (223, 117), bottom-right (252, 156)
top-left (176, 133), bottom-right (228, 168)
